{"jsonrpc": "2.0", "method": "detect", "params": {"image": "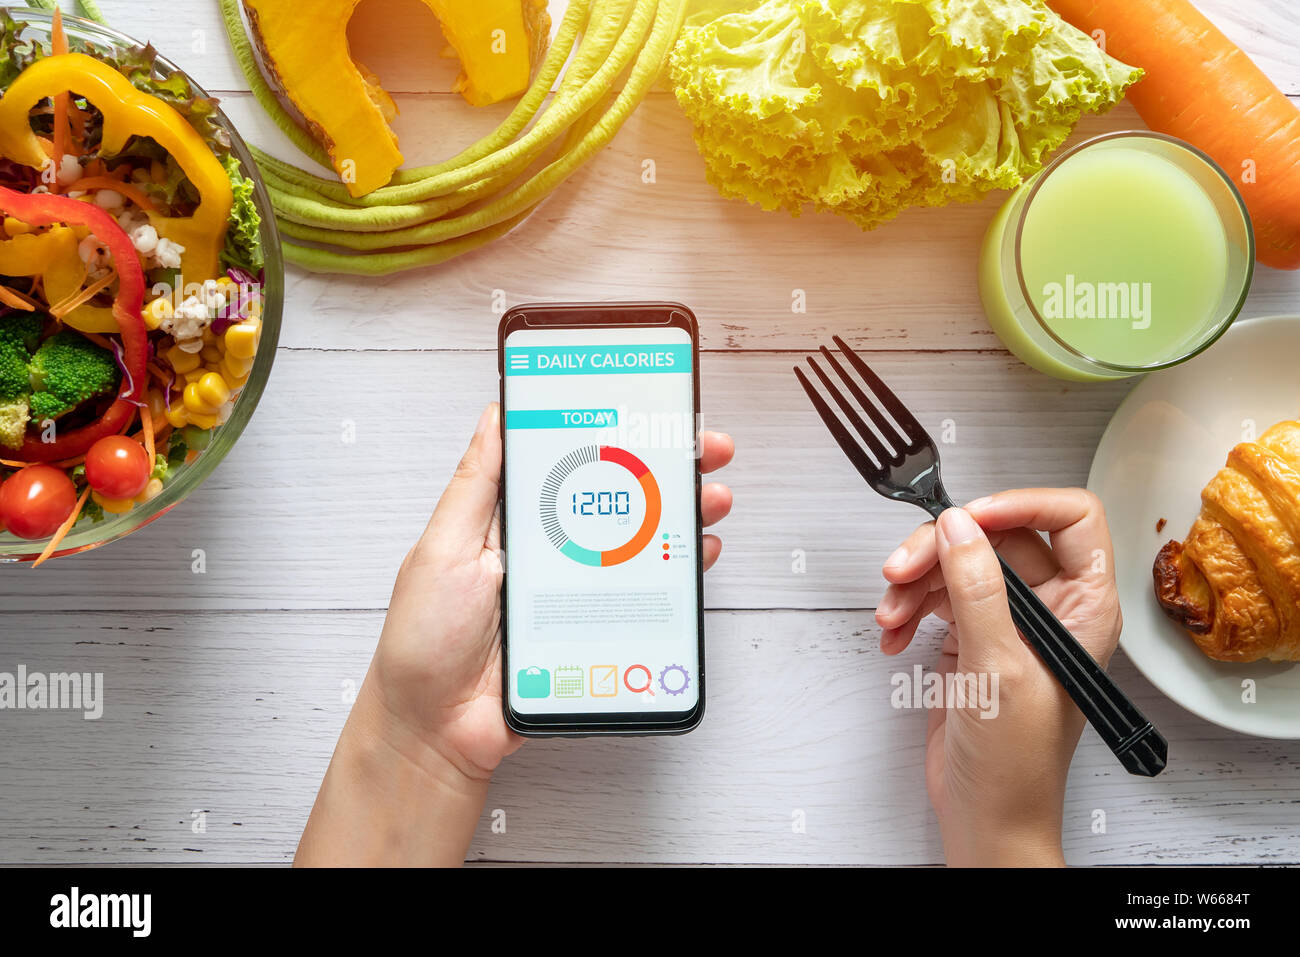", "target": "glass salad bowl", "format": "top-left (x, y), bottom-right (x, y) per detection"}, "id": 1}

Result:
top-left (0, 9), bottom-right (282, 563)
